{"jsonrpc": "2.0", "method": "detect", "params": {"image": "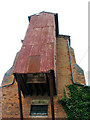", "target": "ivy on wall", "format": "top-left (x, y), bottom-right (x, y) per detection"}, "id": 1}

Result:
top-left (57, 84), bottom-right (90, 119)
